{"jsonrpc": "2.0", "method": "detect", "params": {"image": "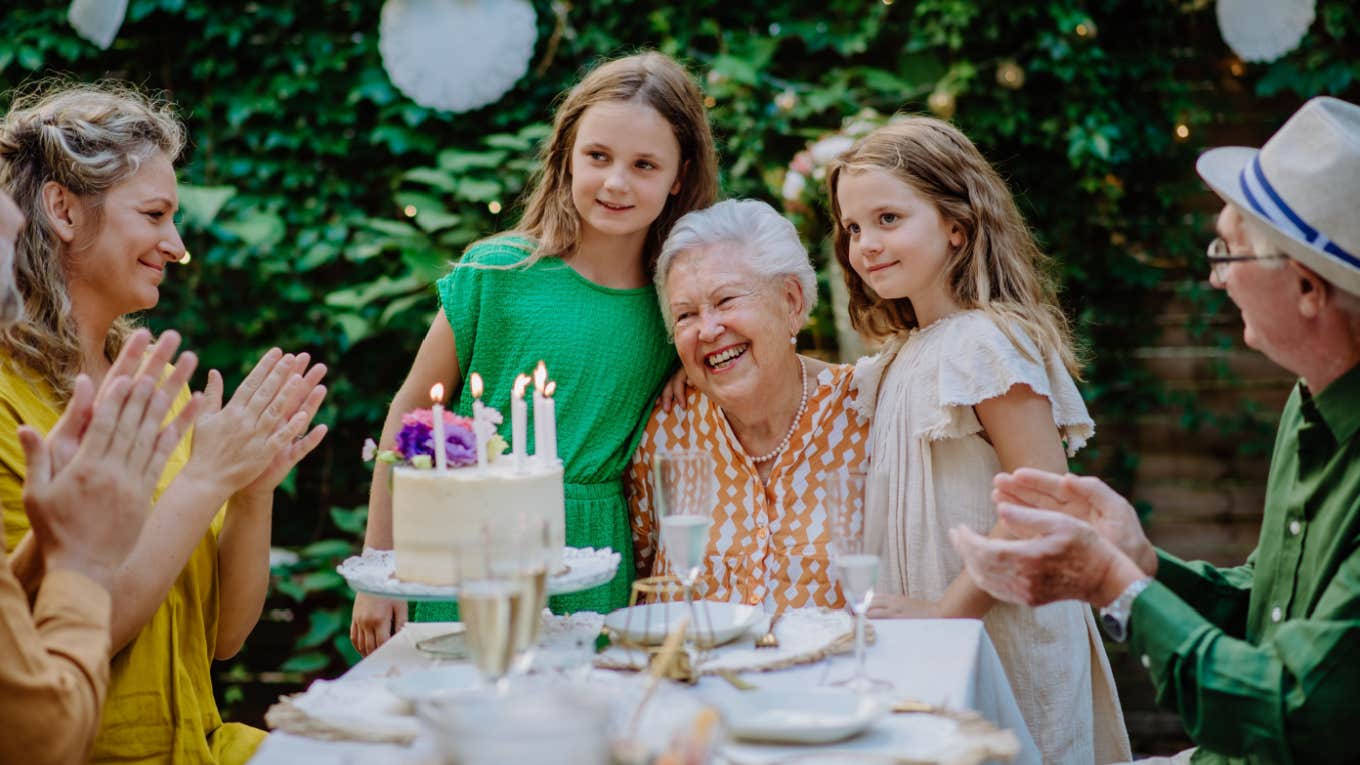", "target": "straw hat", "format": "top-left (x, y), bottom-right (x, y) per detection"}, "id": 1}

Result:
top-left (1196, 96), bottom-right (1360, 296)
